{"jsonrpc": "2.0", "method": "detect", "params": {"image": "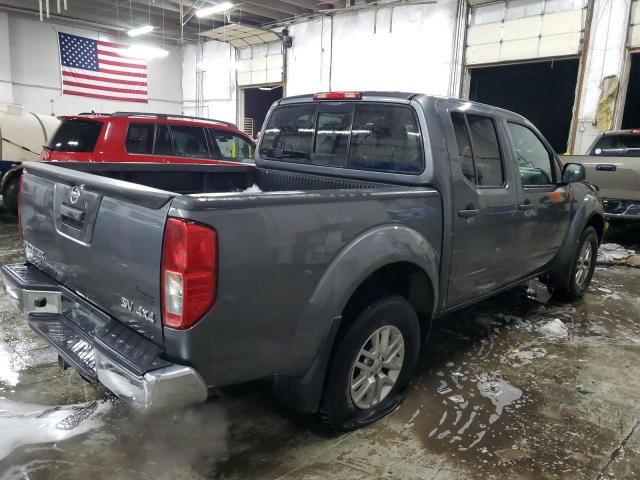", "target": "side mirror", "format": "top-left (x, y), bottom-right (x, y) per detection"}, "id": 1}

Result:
top-left (561, 162), bottom-right (585, 184)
